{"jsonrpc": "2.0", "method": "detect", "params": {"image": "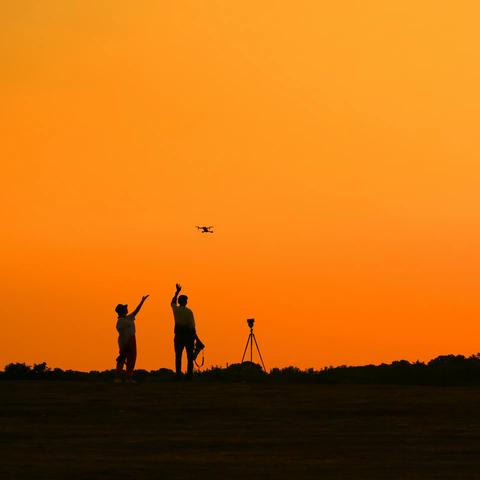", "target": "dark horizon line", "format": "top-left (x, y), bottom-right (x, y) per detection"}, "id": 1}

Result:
top-left (3, 352), bottom-right (480, 374)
